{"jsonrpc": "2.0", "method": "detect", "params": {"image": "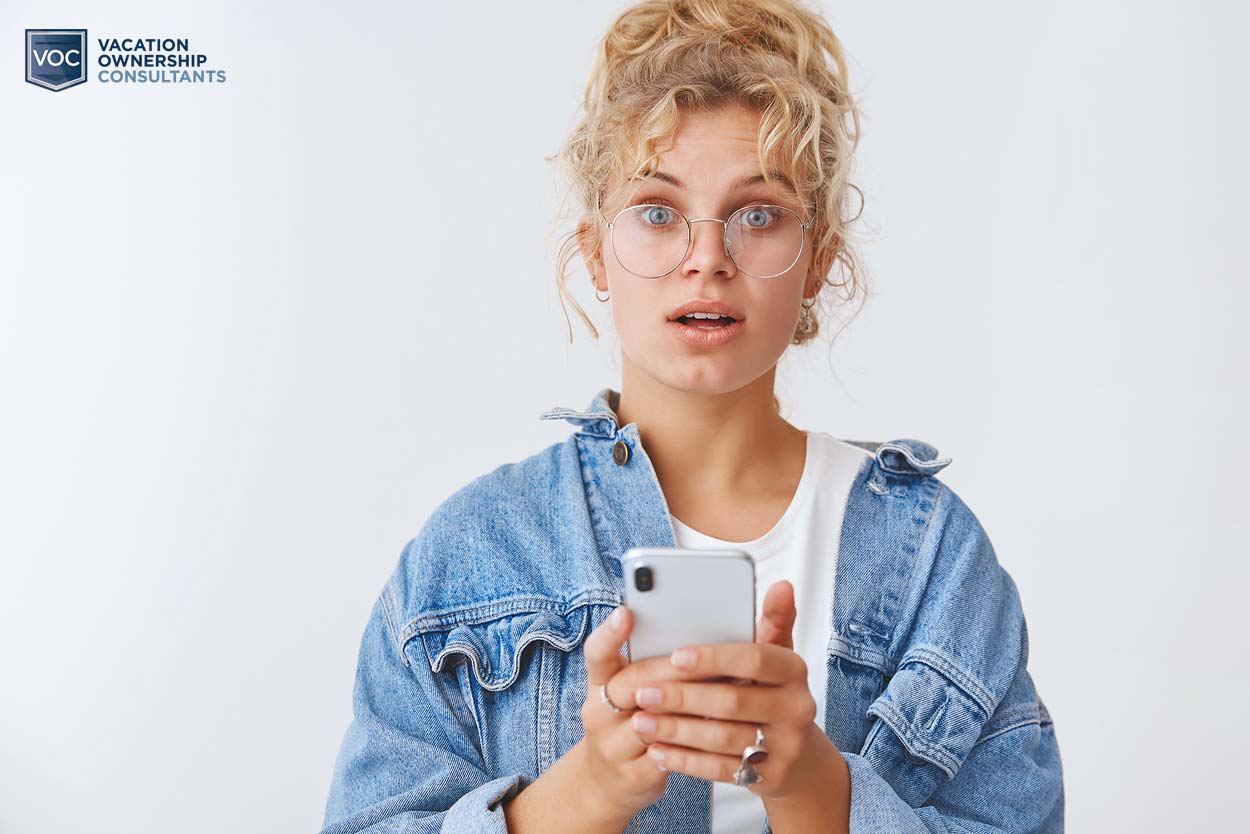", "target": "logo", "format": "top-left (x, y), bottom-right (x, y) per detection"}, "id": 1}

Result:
top-left (26, 29), bottom-right (88, 91)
